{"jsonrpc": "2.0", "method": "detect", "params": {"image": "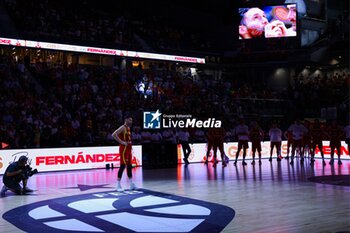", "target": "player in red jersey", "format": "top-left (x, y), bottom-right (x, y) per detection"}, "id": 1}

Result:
top-left (269, 122), bottom-right (282, 163)
top-left (286, 119), bottom-right (308, 165)
top-left (112, 115), bottom-right (136, 191)
top-left (204, 129), bottom-right (214, 164)
top-left (326, 120), bottom-right (344, 165)
top-left (283, 130), bottom-right (293, 159)
top-left (234, 118), bottom-right (249, 166)
top-left (302, 120), bottom-right (312, 158)
top-left (249, 121), bottom-right (264, 165)
top-left (208, 127), bottom-right (227, 167)
top-left (310, 119), bottom-right (326, 166)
